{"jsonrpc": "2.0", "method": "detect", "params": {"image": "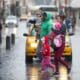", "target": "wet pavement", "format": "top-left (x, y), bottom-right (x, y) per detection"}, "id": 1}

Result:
top-left (0, 21), bottom-right (80, 80)
top-left (0, 21), bottom-right (27, 80)
top-left (27, 63), bottom-right (70, 80)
